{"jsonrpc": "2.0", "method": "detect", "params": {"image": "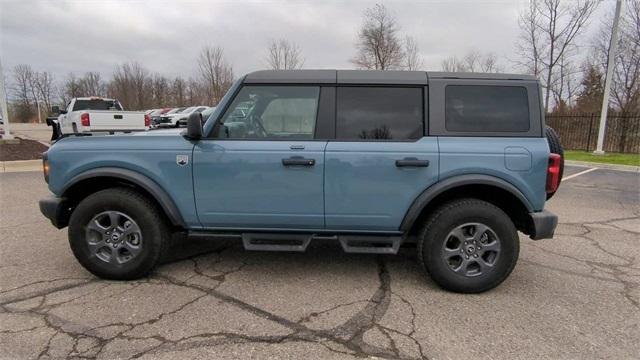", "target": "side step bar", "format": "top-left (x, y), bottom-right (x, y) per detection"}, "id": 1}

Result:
top-left (242, 233), bottom-right (312, 252)
top-left (189, 231), bottom-right (403, 255)
top-left (338, 235), bottom-right (402, 254)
